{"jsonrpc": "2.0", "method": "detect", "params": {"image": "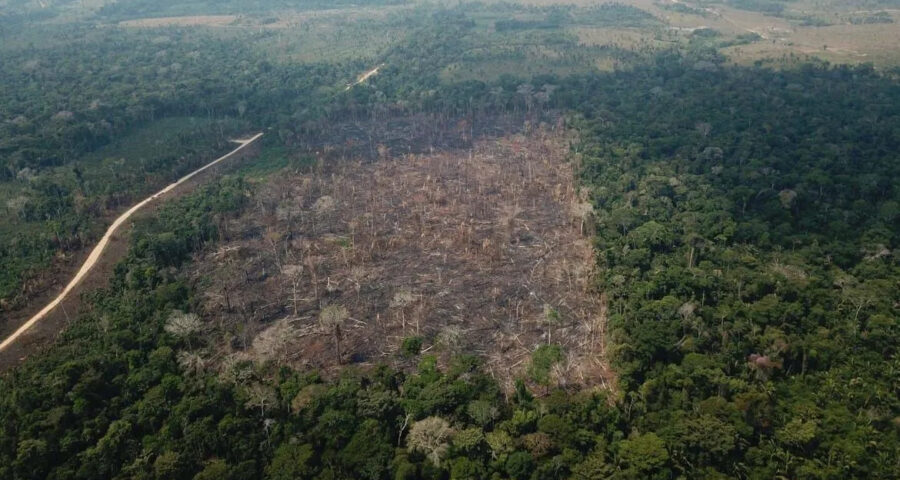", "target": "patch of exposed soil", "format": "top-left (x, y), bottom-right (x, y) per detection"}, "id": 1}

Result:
top-left (192, 126), bottom-right (614, 391)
